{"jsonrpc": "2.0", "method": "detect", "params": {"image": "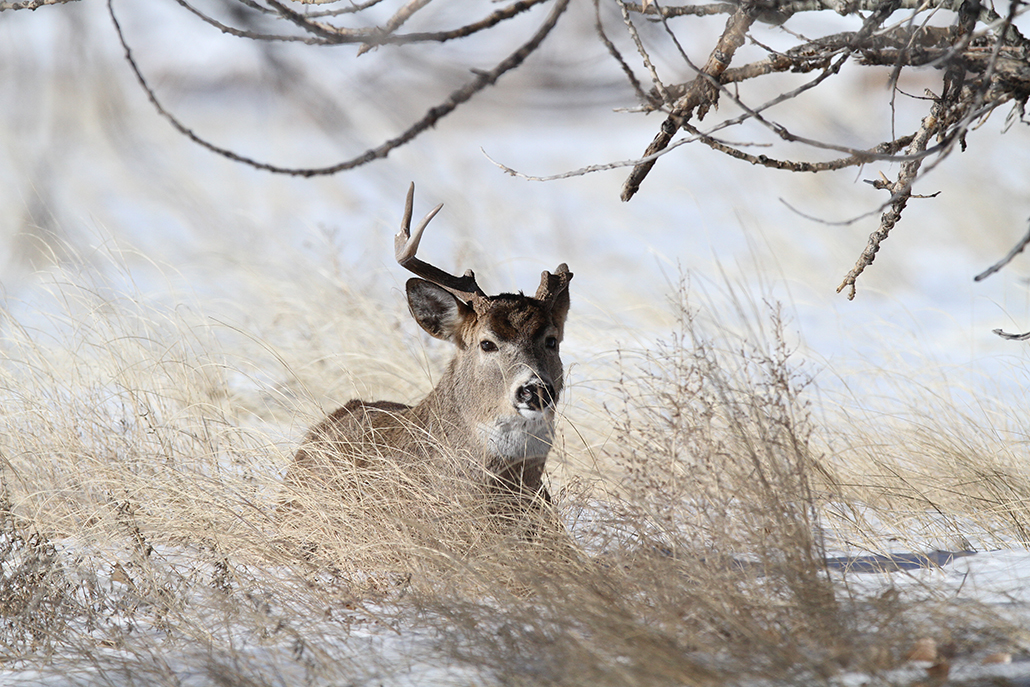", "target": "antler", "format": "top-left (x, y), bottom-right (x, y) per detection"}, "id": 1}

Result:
top-left (535, 263), bottom-right (573, 303)
top-left (395, 183), bottom-right (486, 304)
